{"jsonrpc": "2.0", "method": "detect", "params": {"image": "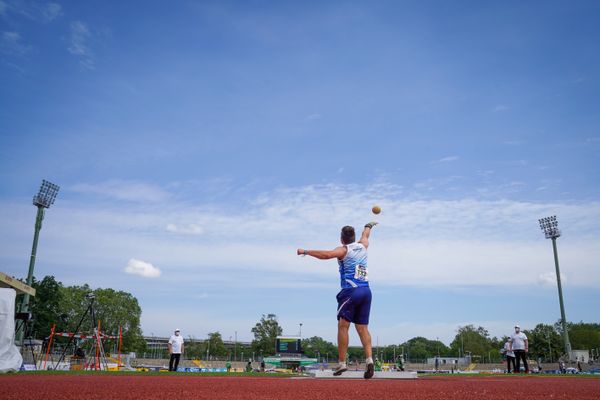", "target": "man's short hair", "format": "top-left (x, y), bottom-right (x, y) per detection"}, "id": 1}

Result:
top-left (341, 226), bottom-right (355, 245)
